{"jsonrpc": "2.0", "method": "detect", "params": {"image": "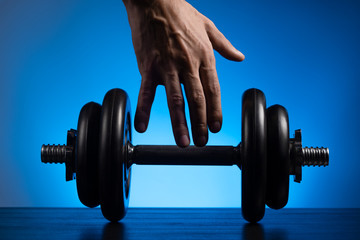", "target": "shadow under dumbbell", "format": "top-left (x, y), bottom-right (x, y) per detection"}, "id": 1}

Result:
top-left (243, 223), bottom-right (264, 240)
top-left (102, 222), bottom-right (126, 240)
top-left (99, 220), bottom-right (273, 240)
